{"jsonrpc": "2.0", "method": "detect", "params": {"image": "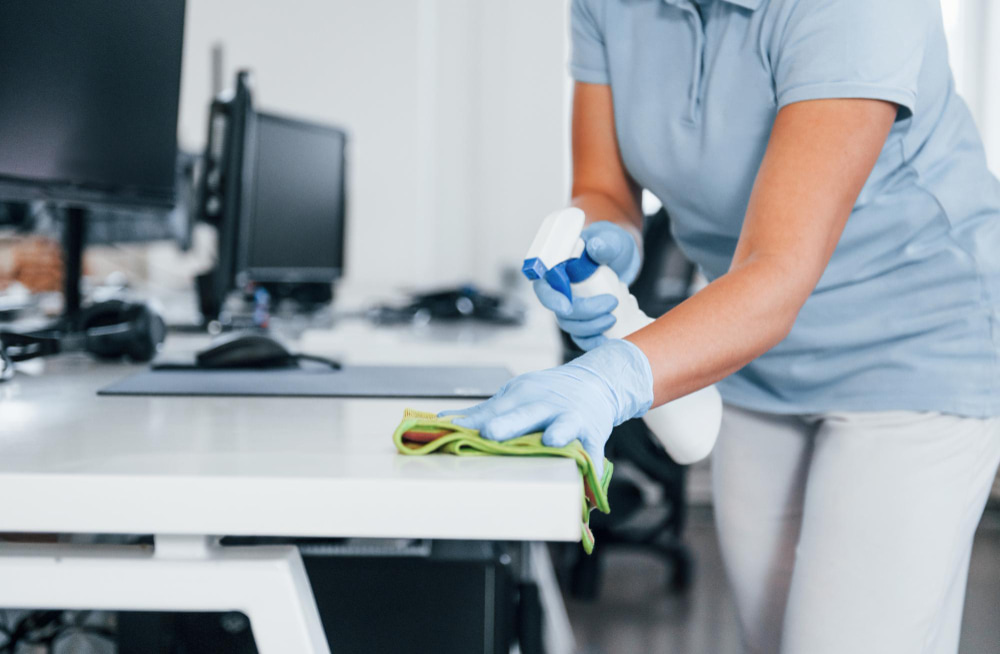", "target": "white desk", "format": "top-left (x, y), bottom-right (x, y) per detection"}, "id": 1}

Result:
top-left (299, 286), bottom-right (564, 376)
top-left (0, 305), bottom-right (578, 653)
